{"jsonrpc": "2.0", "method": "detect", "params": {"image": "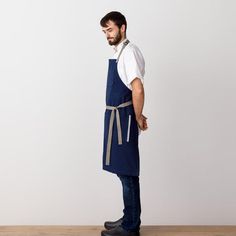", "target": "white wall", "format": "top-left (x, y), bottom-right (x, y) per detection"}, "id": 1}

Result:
top-left (0, 0), bottom-right (235, 225)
